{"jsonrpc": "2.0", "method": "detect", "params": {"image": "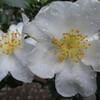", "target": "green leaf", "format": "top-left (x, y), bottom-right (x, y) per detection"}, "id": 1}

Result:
top-left (25, 0), bottom-right (37, 4)
top-left (0, 0), bottom-right (30, 8)
top-left (40, 0), bottom-right (48, 4)
top-left (40, 0), bottom-right (58, 6)
top-left (0, 12), bottom-right (8, 24)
